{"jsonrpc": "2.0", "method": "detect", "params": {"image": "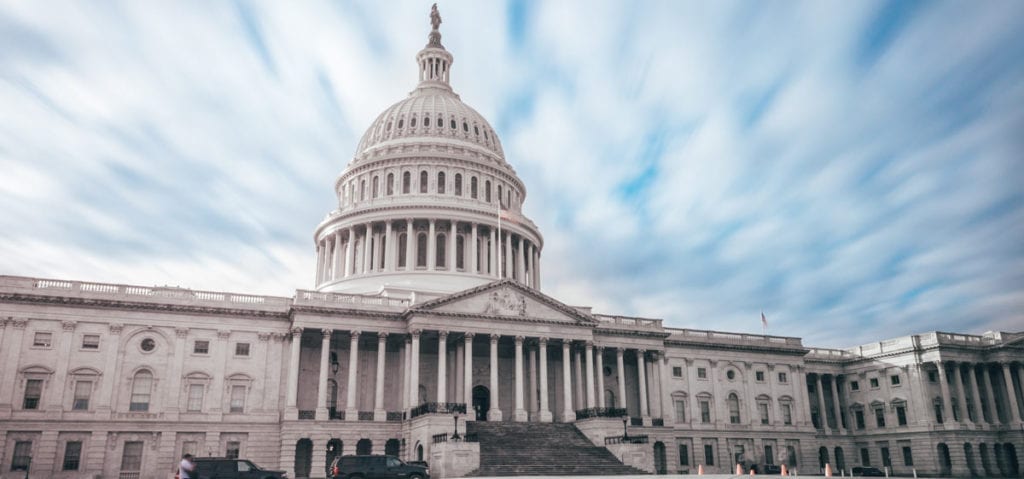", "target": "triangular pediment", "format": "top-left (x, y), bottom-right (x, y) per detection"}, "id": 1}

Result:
top-left (409, 280), bottom-right (596, 325)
